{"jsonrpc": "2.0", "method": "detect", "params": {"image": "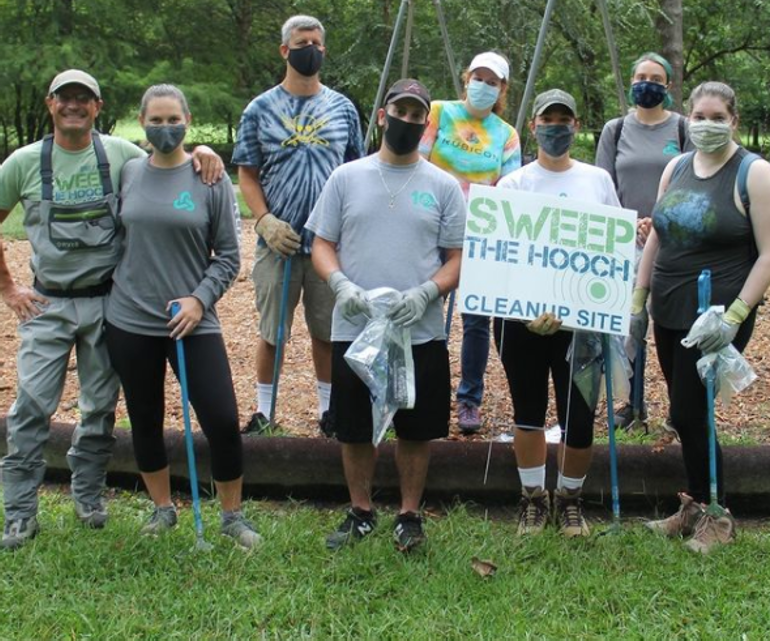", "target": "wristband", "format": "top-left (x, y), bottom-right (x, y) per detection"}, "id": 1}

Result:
top-left (724, 298), bottom-right (751, 325)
